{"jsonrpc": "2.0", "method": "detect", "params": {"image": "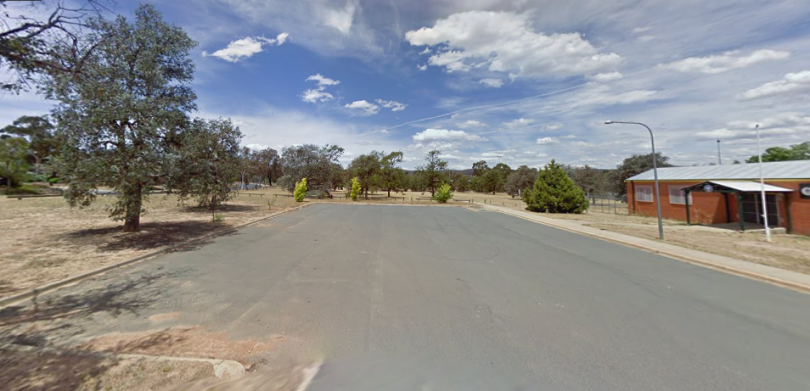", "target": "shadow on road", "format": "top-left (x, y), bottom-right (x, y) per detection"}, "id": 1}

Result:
top-left (0, 269), bottom-right (181, 340)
